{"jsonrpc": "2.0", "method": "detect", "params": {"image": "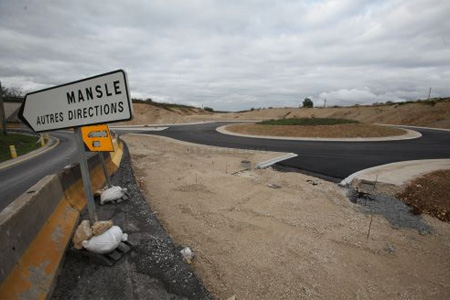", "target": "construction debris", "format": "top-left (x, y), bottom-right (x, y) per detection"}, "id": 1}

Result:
top-left (180, 247), bottom-right (194, 264)
top-left (92, 220), bottom-right (114, 236)
top-left (306, 179), bottom-right (319, 186)
top-left (72, 220), bottom-right (93, 249)
top-left (267, 183), bottom-right (282, 189)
